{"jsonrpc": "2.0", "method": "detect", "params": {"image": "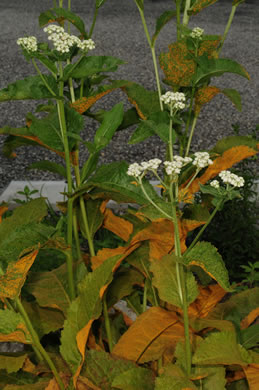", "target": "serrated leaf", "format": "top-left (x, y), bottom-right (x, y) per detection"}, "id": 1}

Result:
top-left (0, 75), bottom-right (58, 102)
top-left (193, 331), bottom-right (253, 366)
top-left (28, 161), bottom-right (67, 179)
top-left (113, 307), bottom-right (185, 363)
top-left (60, 255), bottom-right (125, 386)
top-left (81, 350), bottom-right (135, 390)
top-left (152, 10), bottom-right (177, 45)
top-left (0, 309), bottom-right (30, 344)
top-left (150, 254), bottom-right (199, 308)
top-left (155, 363), bottom-right (197, 389)
top-left (39, 8), bottom-right (86, 36)
top-left (0, 355), bottom-right (27, 374)
top-left (26, 262), bottom-right (72, 315)
top-left (188, 284), bottom-right (227, 318)
top-left (94, 103), bottom-right (124, 149)
top-left (200, 366), bottom-right (226, 390)
top-left (112, 367), bottom-right (155, 390)
top-left (184, 241), bottom-right (231, 291)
